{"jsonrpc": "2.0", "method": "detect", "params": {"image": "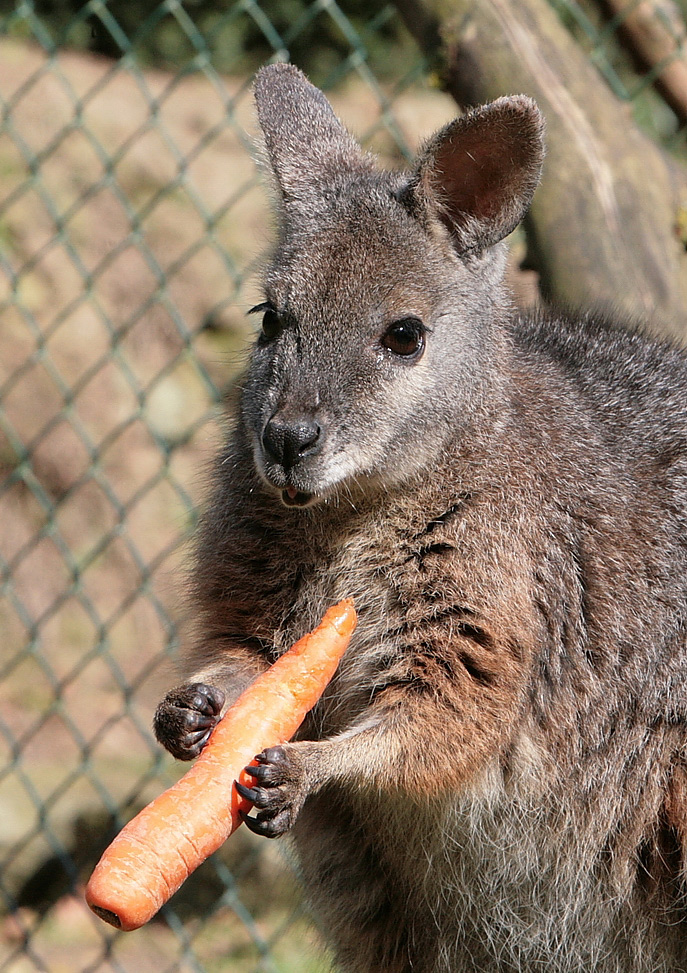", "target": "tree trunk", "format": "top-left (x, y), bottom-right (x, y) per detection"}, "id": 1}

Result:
top-left (600, 0), bottom-right (687, 126)
top-left (395, 0), bottom-right (687, 339)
